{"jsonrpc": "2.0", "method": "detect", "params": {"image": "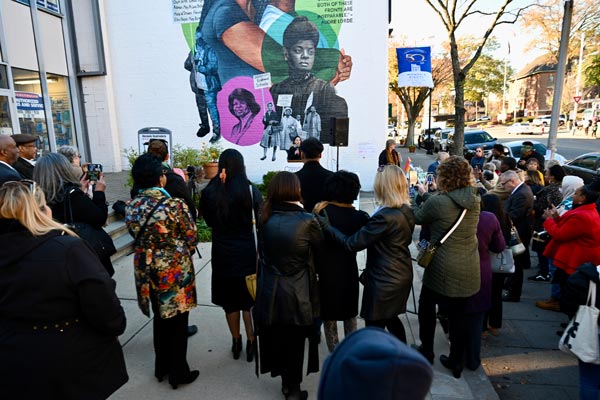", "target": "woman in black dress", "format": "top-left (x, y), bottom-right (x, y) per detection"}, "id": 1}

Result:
top-left (200, 149), bottom-right (262, 362)
top-left (314, 171), bottom-right (369, 352)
